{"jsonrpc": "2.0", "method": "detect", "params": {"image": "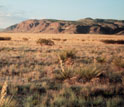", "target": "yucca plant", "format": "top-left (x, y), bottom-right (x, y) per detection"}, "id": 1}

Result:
top-left (55, 55), bottom-right (75, 80)
top-left (0, 81), bottom-right (8, 106)
top-left (59, 49), bottom-right (76, 62)
top-left (77, 64), bottom-right (102, 81)
top-left (0, 81), bottom-right (17, 107)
